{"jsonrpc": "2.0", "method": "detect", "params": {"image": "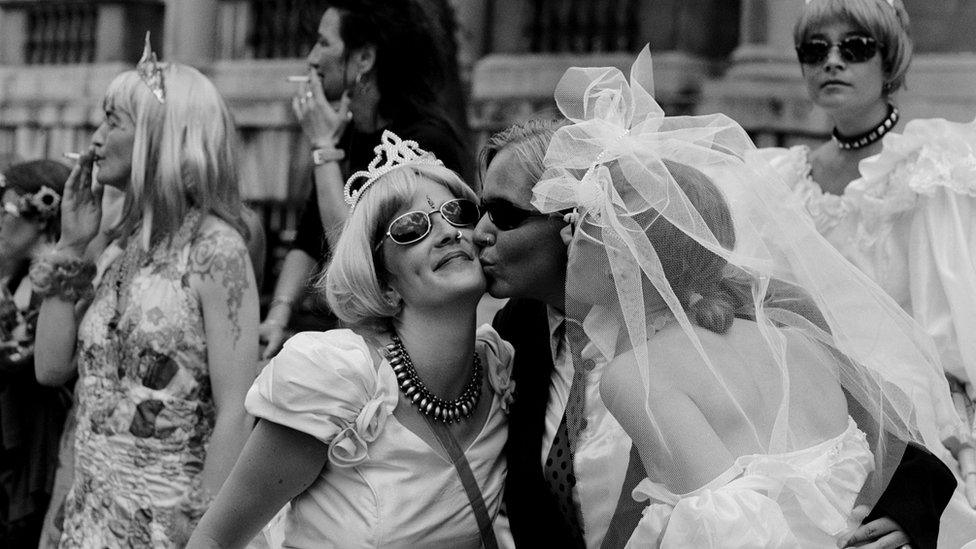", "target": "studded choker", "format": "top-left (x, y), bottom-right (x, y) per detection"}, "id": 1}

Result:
top-left (832, 104), bottom-right (899, 151)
